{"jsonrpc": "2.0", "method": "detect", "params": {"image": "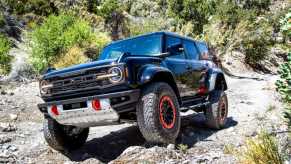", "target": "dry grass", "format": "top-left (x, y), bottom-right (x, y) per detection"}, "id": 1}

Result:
top-left (239, 130), bottom-right (283, 164)
top-left (53, 46), bottom-right (88, 69)
top-left (223, 144), bottom-right (236, 154)
top-left (177, 144), bottom-right (188, 153)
